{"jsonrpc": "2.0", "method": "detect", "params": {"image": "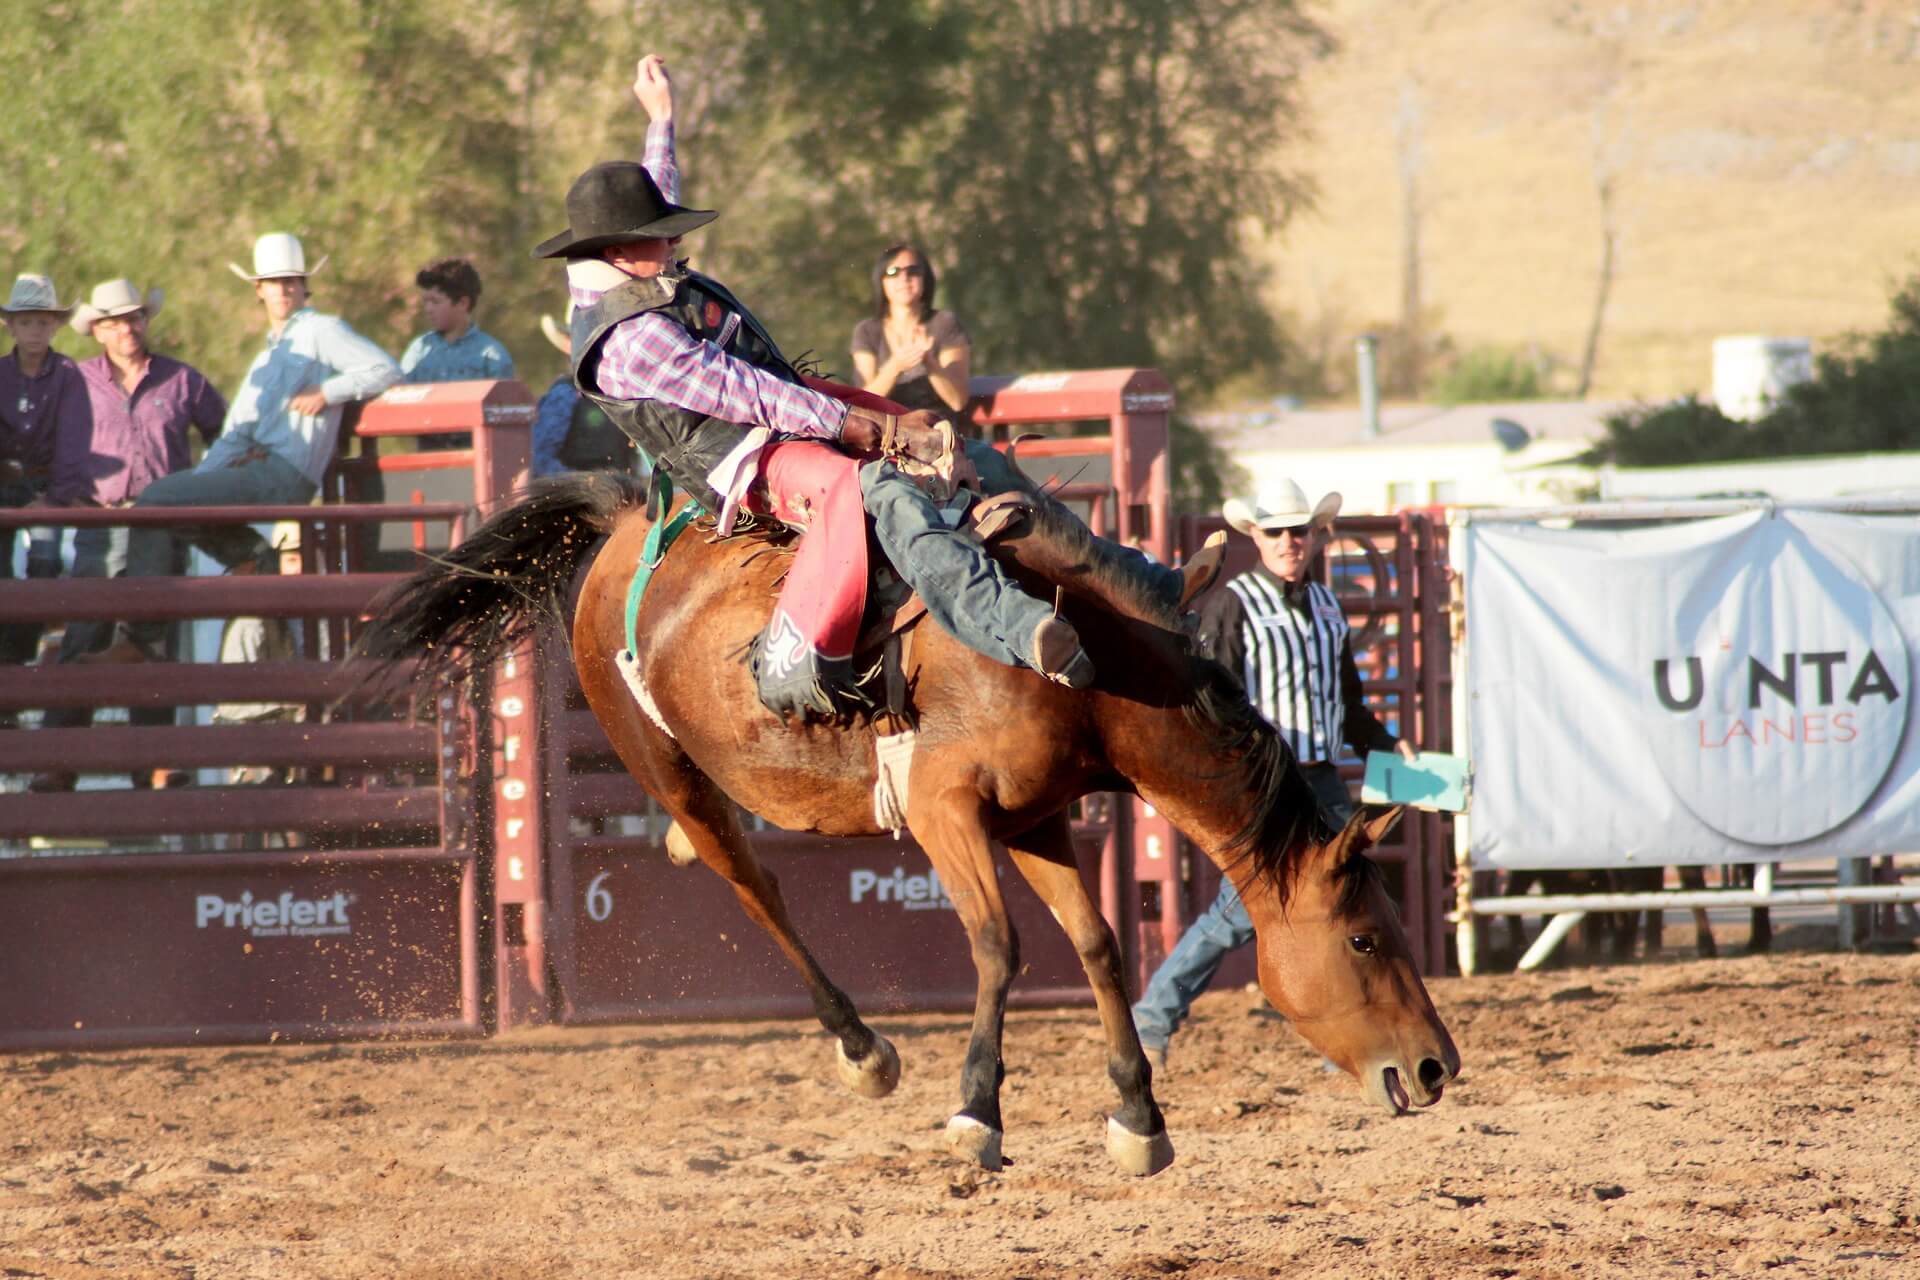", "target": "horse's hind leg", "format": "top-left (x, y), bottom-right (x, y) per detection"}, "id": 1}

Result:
top-left (659, 776), bottom-right (901, 1098)
top-left (1003, 812), bottom-right (1173, 1177)
top-left (906, 775), bottom-right (1020, 1171)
